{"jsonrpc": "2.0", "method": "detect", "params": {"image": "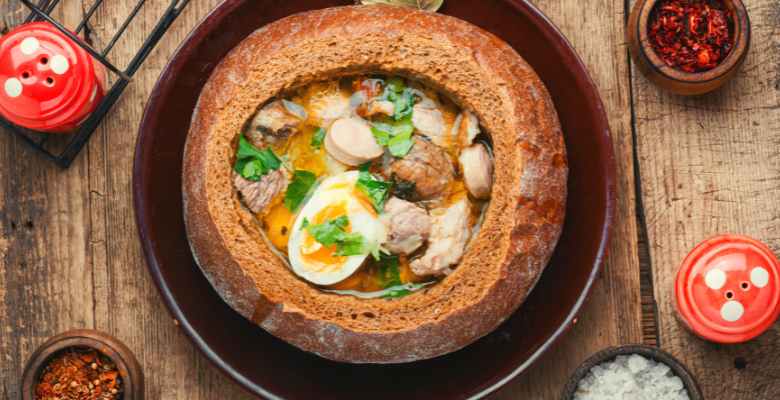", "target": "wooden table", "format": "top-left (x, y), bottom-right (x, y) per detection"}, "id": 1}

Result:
top-left (0, 0), bottom-right (778, 398)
